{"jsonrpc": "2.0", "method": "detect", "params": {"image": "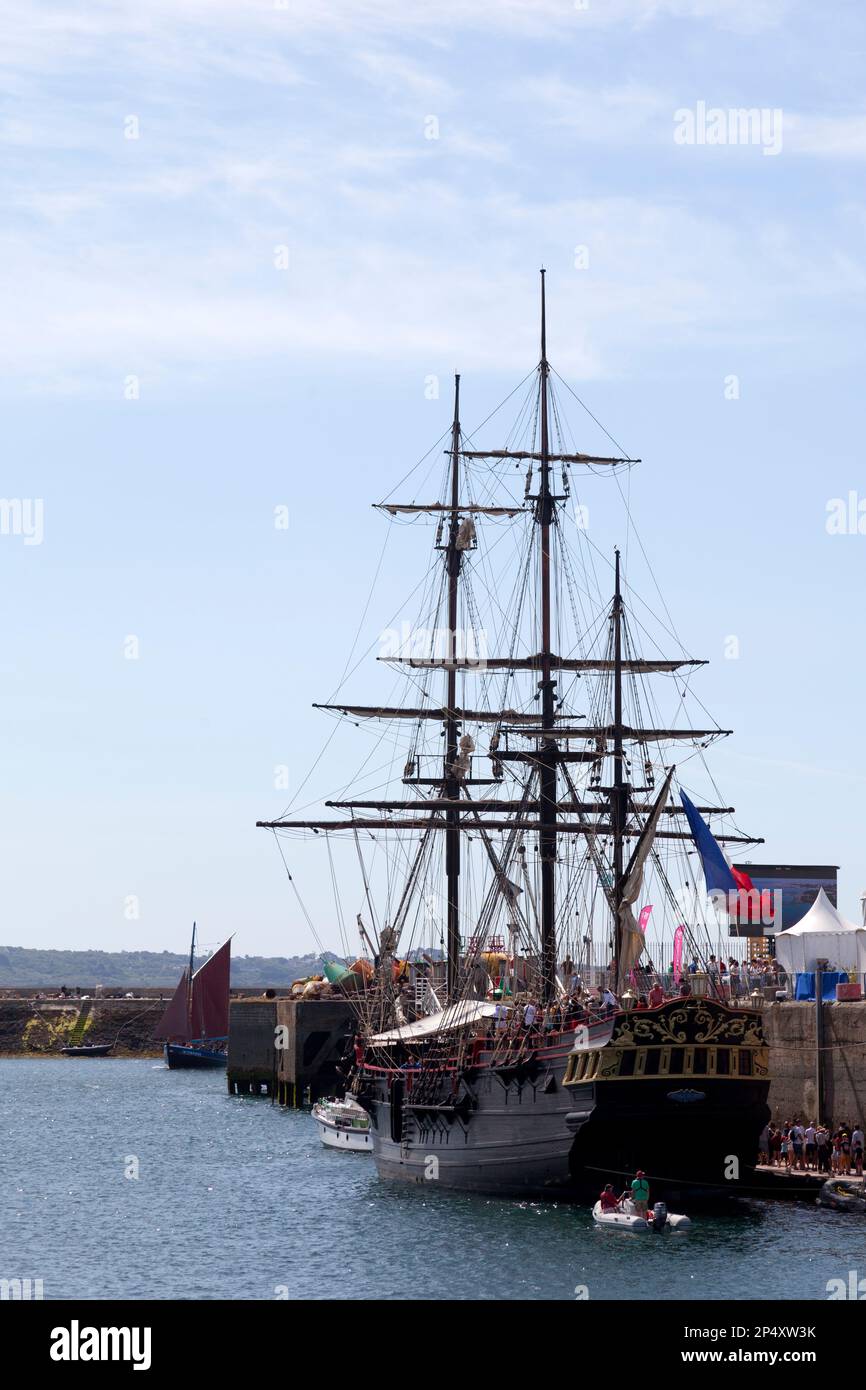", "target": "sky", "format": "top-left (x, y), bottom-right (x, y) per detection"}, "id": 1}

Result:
top-left (2, 0), bottom-right (866, 959)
